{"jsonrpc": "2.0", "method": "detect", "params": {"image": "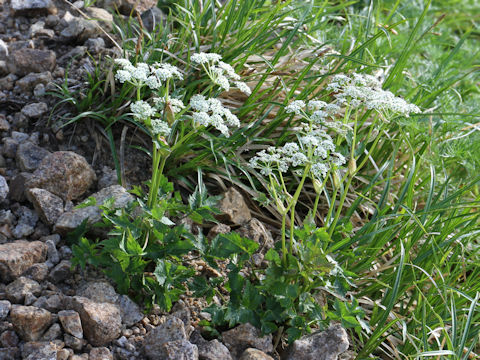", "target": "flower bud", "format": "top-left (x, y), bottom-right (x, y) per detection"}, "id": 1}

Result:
top-left (313, 178), bottom-right (323, 194)
top-left (332, 170), bottom-right (341, 189)
top-left (165, 102), bottom-right (175, 125)
top-left (275, 198), bottom-right (286, 214)
top-left (348, 157), bottom-right (357, 176)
